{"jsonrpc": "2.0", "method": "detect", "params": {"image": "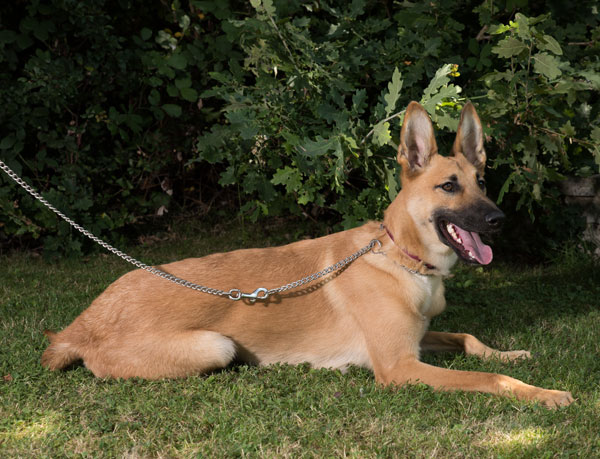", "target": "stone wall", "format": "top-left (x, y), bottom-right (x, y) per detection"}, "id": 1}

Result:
top-left (560, 174), bottom-right (600, 256)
